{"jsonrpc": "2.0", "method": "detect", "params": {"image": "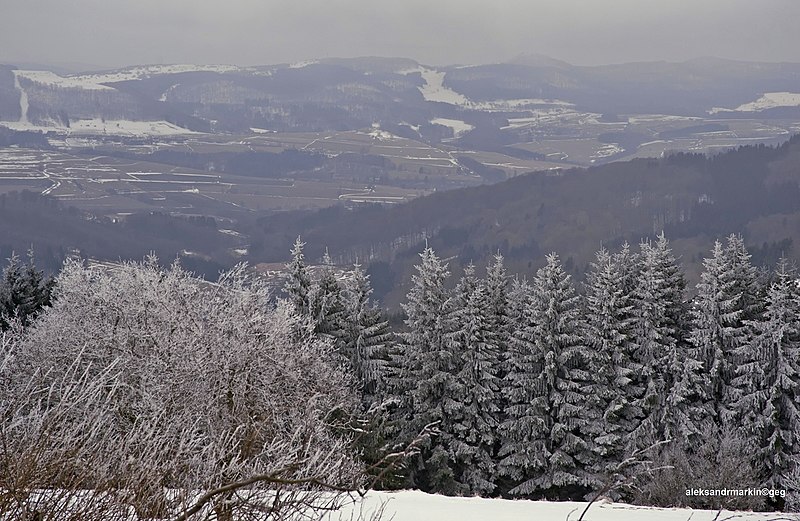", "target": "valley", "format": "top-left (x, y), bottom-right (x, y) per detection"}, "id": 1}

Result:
top-left (1, 57), bottom-right (799, 293)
